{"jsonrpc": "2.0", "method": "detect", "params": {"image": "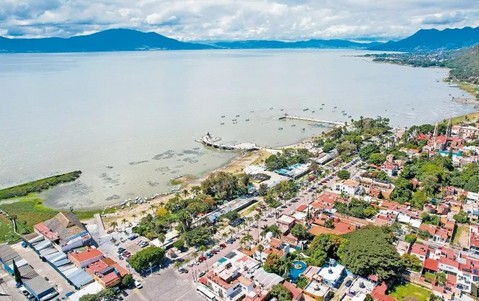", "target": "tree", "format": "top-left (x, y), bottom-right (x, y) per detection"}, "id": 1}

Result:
top-left (109, 221), bottom-right (118, 231)
top-left (263, 253), bottom-right (284, 274)
top-left (127, 246), bottom-right (165, 272)
top-left (404, 234), bottom-right (417, 244)
top-left (337, 170), bottom-right (350, 180)
top-left (368, 153), bottom-right (386, 165)
top-left (270, 284), bottom-right (292, 301)
top-left (338, 226), bottom-right (403, 280)
top-left (12, 259), bottom-right (22, 284)
top-left (291, 224), bottom-right (312, 240)
top-left (156, 207), bottom-right (169, 218)
top-left (121, 274), bottom-right (134, 288)
top-left (258, 183), bottom-right (268, 196)
top-left (359, 144), bottom-right (380, 161)
top-left (401, 254), bottom-right (422, 272)
top-left (306, 233), bottom-right (345, 266)
top-left (297, 276), bottom-right (309, 289)
top-left (410, 190), bottom-right (428, 209)
top-left (436, 272), bottom-right (447, 285)
top-left (173, 238), bottom-right (185, 251)
top-left (262, 224), bottom-right (281, 238)
top-left (324, 218), bottom-right (335, 229)
top-left (183, 226), bottom-right (211, 247)
top-left (365, 294), bottom-right (374, 301)
top-left (453, 211), bottom-right (469, 223)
